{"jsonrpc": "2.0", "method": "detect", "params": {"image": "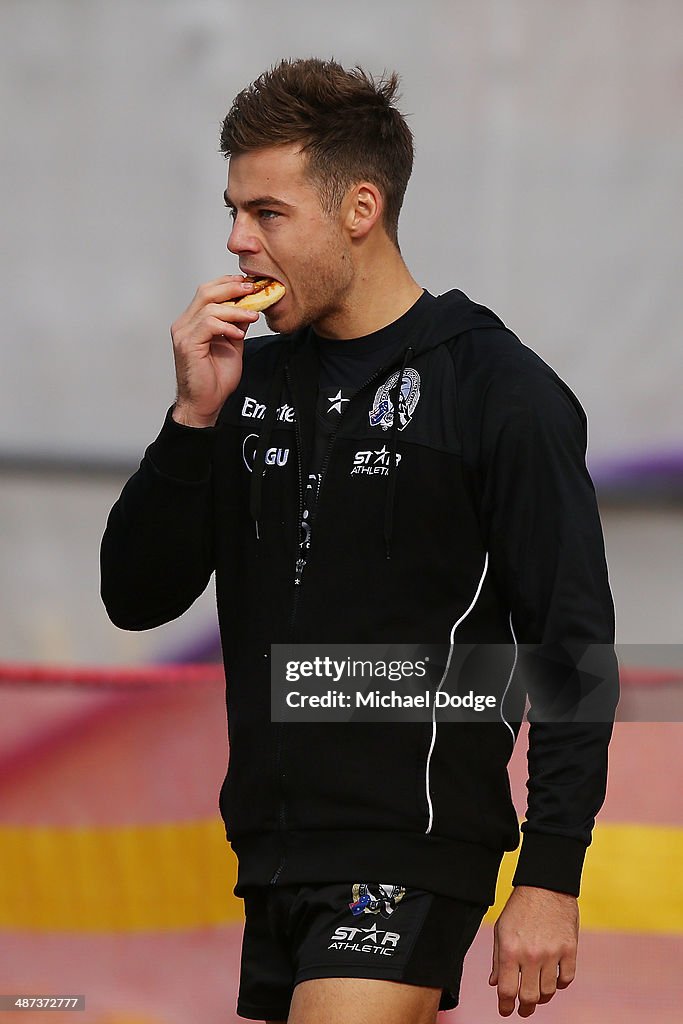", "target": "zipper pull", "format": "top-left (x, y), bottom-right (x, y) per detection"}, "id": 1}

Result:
top-left (294, 557), bottom-right (306, 584)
